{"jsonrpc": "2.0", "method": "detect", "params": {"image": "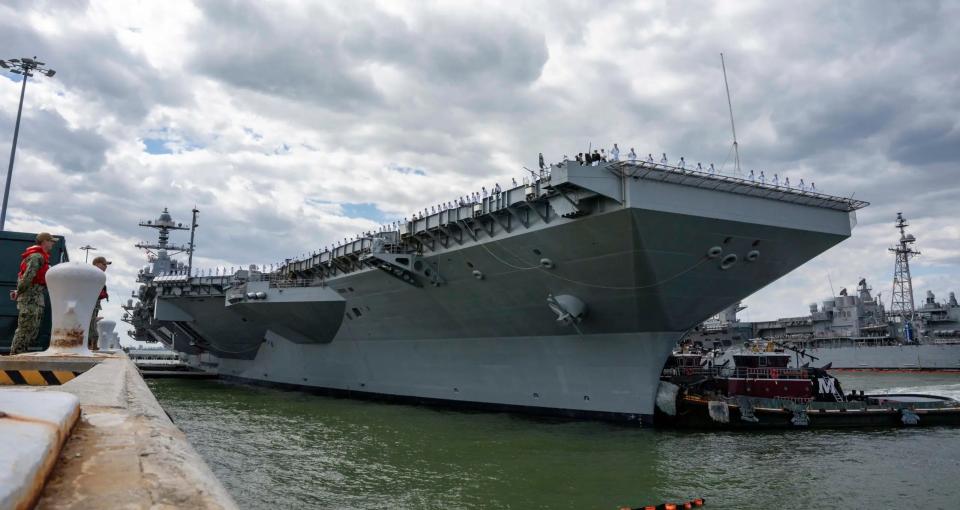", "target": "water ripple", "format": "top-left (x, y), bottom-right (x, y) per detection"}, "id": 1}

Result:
top-left (150, 374), bottom-right (960, 510)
